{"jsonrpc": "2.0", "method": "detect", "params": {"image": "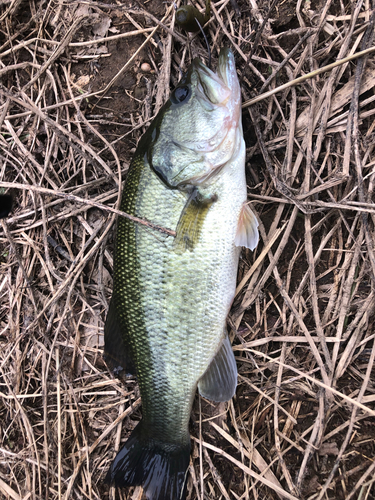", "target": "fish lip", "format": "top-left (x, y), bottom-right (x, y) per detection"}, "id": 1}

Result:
top-left (188, 49), bottom-right (241, 125)
top-left (188, 57), bottom-right (232, 106)
top-left (216, 48), bottom-right (241, 114)
top-left (216, 48), bottom-right (237, 88)
top-left (190, 48), bottom-right (240, 103)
